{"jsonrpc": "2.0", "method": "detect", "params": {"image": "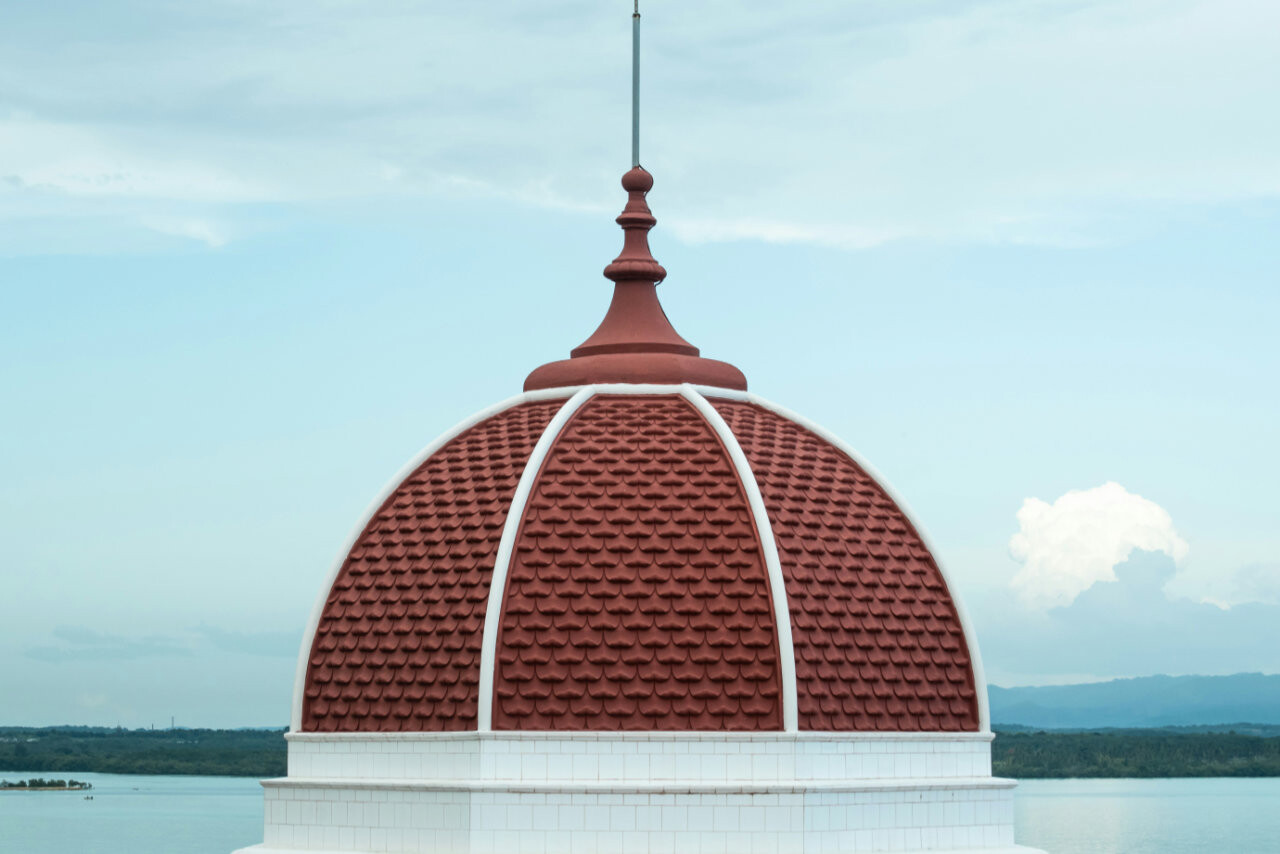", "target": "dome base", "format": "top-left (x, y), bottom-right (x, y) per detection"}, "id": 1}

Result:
top-left (234, 732), bottom-right (1046, 854)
